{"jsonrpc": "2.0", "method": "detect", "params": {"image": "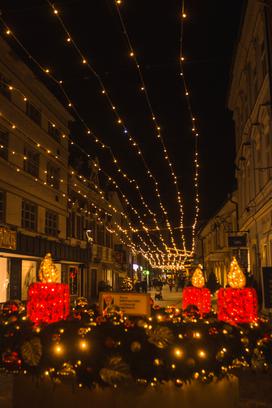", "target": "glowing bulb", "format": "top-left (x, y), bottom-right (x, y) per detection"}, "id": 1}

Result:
top-left (82, 59), bottom-right (87, 64)
top-left (130, 52), bottom-right (134, 57)
top-left (53, 9), bottom-right (59, 14)
top-left (198, 350), bottom-right (206, 358)
top-left (54, 344), bottom-right (63, 354)
top-left (66, 37), bottom-right (71, 42)
top-left (79, 340), bottom-right (89, 350)
top-left (6, 29), bottom-right (11, 35)
top-left (173, 348), bottom-right (183, 358)
top-left (182, 13), bottom-right (187, 18)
